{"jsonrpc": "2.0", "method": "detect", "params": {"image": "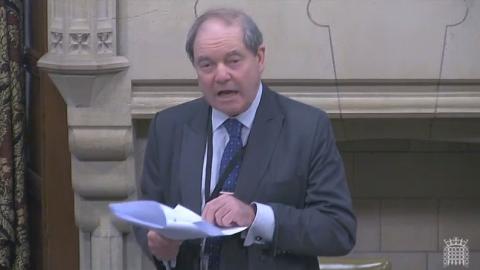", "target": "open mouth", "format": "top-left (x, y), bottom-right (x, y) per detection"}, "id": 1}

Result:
top-left (217, 90), bottom-right (238, 96)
